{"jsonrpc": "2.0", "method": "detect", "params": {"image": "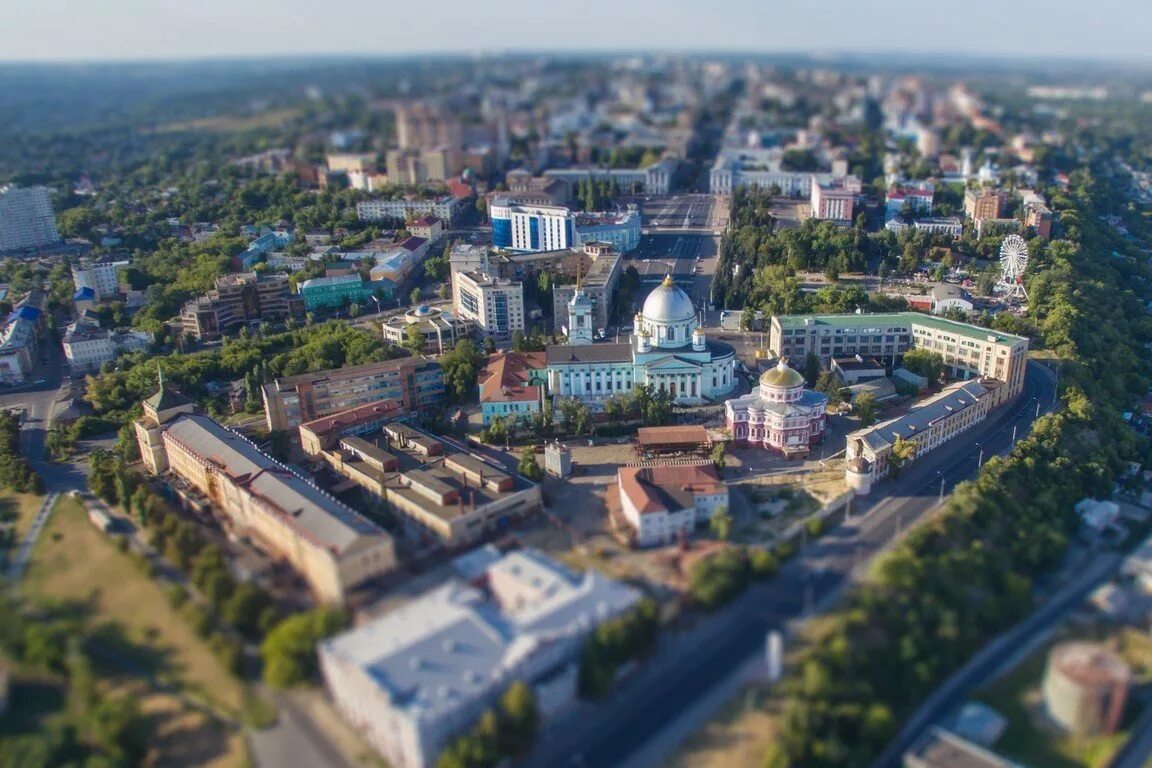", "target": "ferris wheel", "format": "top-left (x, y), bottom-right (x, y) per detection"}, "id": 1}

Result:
top-left (997, 234), bottom-right (1029, 301)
